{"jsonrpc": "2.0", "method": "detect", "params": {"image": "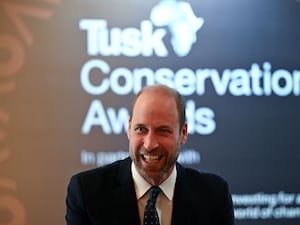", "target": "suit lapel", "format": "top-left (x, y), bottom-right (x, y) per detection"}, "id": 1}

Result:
top-left (171, 164), bottom-right (192, 225)
top-left (113, 158), bottom-right (140, 225)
